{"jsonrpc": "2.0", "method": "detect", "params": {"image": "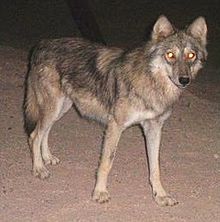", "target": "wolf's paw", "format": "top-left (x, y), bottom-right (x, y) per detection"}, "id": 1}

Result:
top-left (154, 195), bottom-right (178, 207)
top-left (43, 155), bottom-right (60, 166)
top-left (33, 165), bottom-right (50, 179)
top-left (92, 190), bottom-right (111, 203)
